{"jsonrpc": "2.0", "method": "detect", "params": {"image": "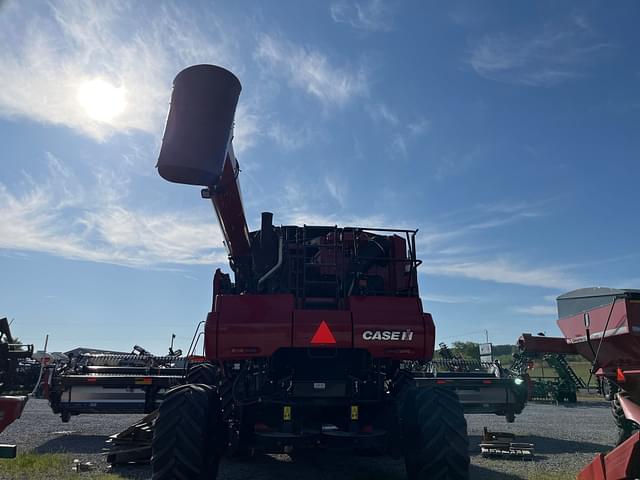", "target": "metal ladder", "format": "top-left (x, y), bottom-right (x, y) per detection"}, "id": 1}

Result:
top-left (300, 225), bottom-right (342, 309)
